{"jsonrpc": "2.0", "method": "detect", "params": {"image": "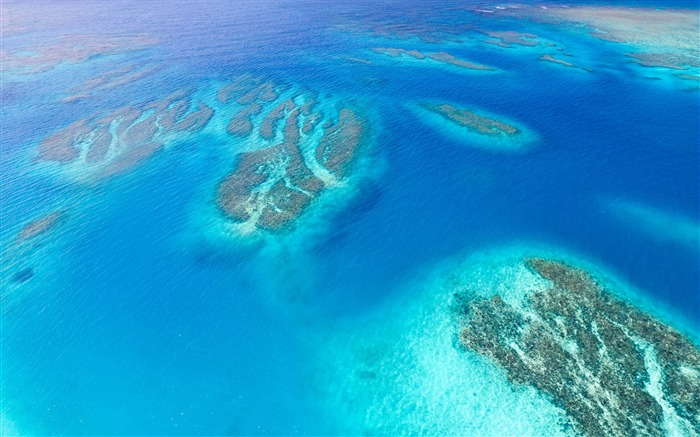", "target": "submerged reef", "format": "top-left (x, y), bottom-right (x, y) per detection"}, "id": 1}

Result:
top-left (422, 103), bottom-right (520, 137)
top-left (1, 34), bottom-right (156, 76)
top-left (17, 211), bottom-right (66, 241)
top-left (36, 89), bottom-right (213, 181)
top-left (11, 267), bottom-right (34, 284)
top-left (482, 30), bottom-right (540, 48)
top-left (626, 52), bottom-right (700, 70)
top-left (473, 5), bottom-right (699, 72)
top-left (457, 258), bottom-right (700, 436)
top-left (539, 54), bottom-right (591, 72)
top-left (373, 48), bottom-right (495, 71)
top-left (60, 64), bottom-right (161, 102)
top-left (9, 211), bottom-right (68, 284)
top-left (215, 75), bottom-right (370, 232)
